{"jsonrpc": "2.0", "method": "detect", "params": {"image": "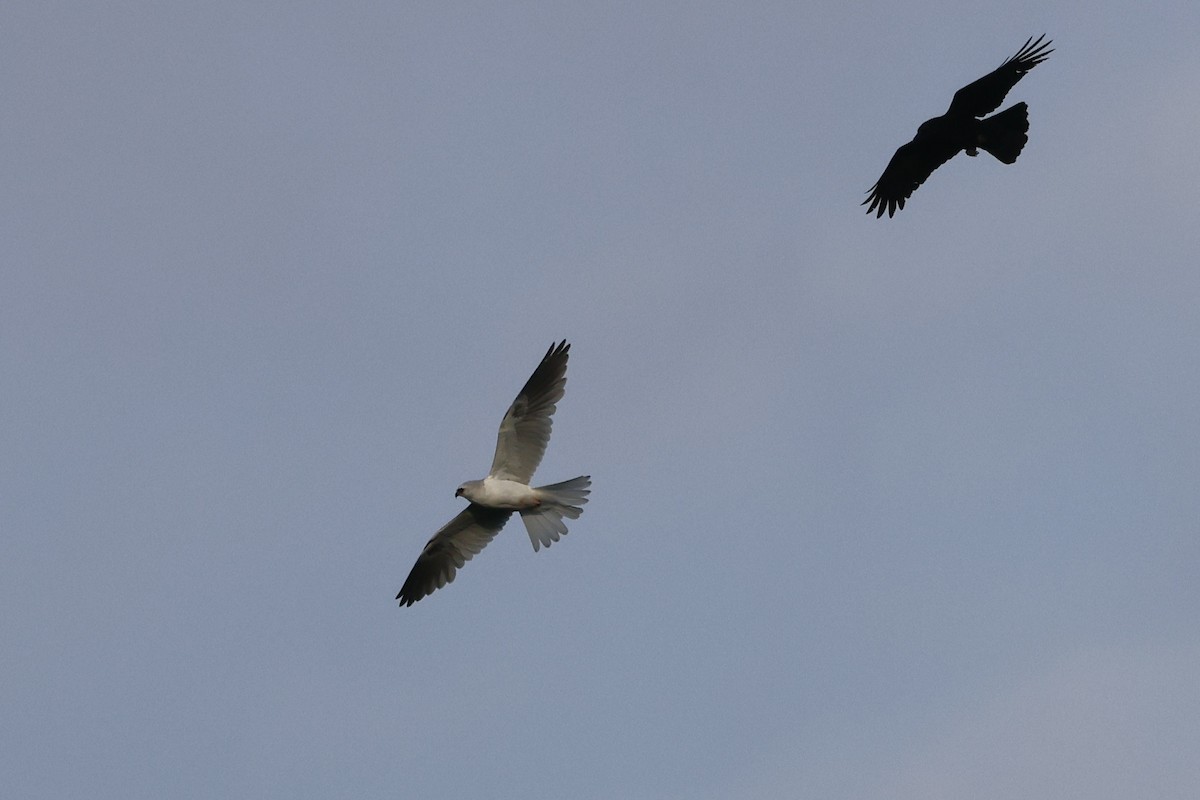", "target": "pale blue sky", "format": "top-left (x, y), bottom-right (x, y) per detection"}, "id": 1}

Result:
top-left (3, 2), bottom-right (1199, 798)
